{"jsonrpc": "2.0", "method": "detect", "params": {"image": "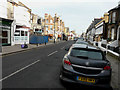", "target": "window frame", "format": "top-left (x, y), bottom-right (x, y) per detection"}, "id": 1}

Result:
top-left (112, 11), bottom-right (116, 23)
